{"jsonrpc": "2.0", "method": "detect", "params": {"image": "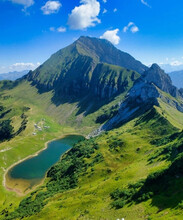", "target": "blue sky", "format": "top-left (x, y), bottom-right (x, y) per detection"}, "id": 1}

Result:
top-left (1, 0), bottom-right (183, 73)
